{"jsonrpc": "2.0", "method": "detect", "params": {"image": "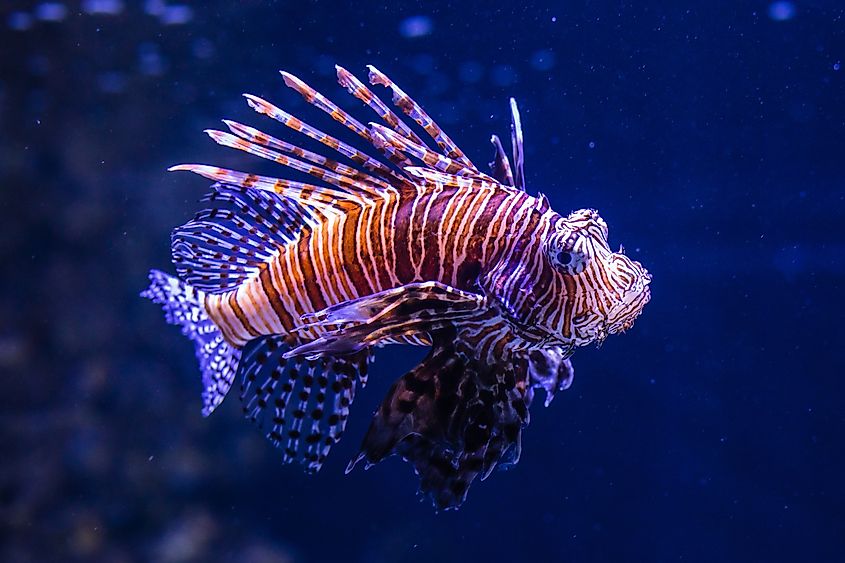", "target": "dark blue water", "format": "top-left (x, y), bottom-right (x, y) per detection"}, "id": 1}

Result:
top-left (3, 1), bottom-right (843, 561)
